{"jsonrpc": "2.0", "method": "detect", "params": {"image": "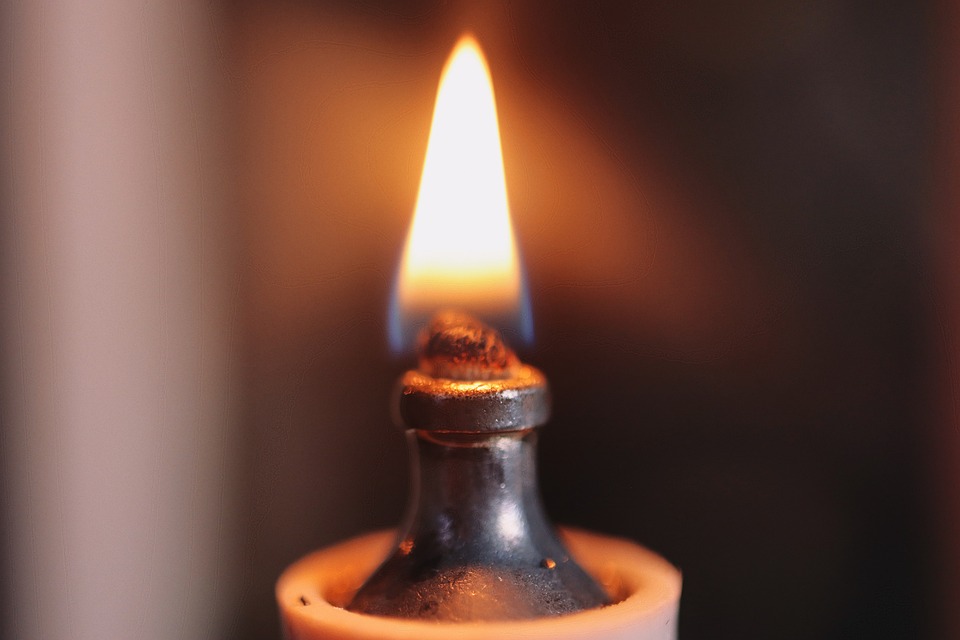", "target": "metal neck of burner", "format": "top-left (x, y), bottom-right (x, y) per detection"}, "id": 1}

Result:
top-left (404, 428), bottom-right (551, 565)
